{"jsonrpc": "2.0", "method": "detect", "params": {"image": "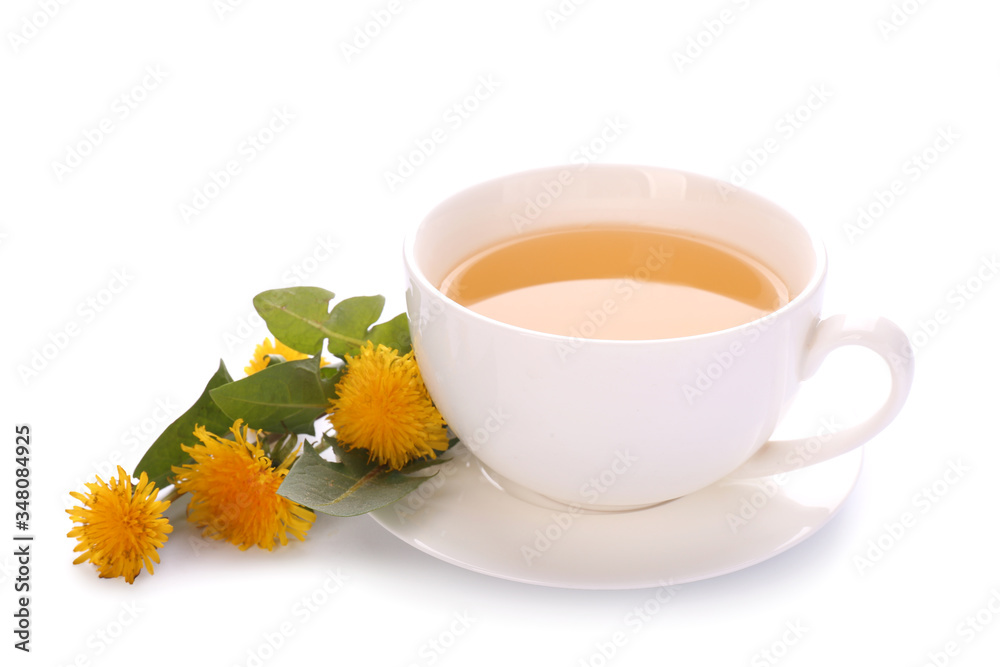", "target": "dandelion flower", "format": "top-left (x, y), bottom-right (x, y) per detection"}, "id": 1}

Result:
top-left (245, 337), bottom-right (308, 375)
top-left (172, 420), bottom-right (315, 551)
top-left (326, 342), bottom-right (448, 470)
top-left (245, 337), bottom-right (329, 375)
top-left (66, 466), bottom-right (172, 584)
